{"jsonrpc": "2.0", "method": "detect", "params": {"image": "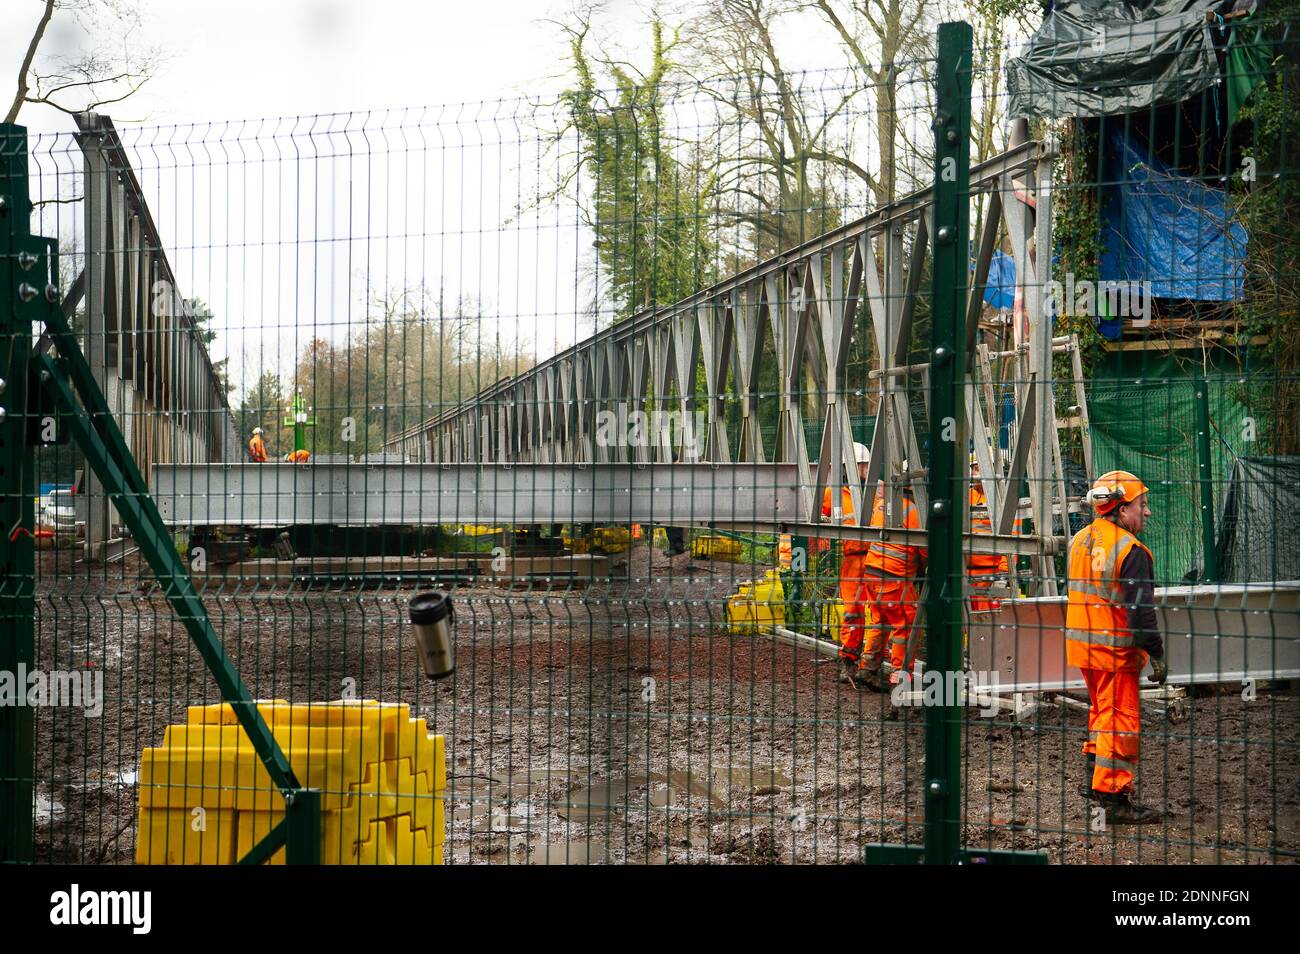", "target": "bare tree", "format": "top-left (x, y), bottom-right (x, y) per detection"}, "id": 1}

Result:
top-left (688, 0), bottom-right (869, 258)
top-left (5, 0), bottom-right (158, 124)
top-left (811, 0), bottom-right (937, 206)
